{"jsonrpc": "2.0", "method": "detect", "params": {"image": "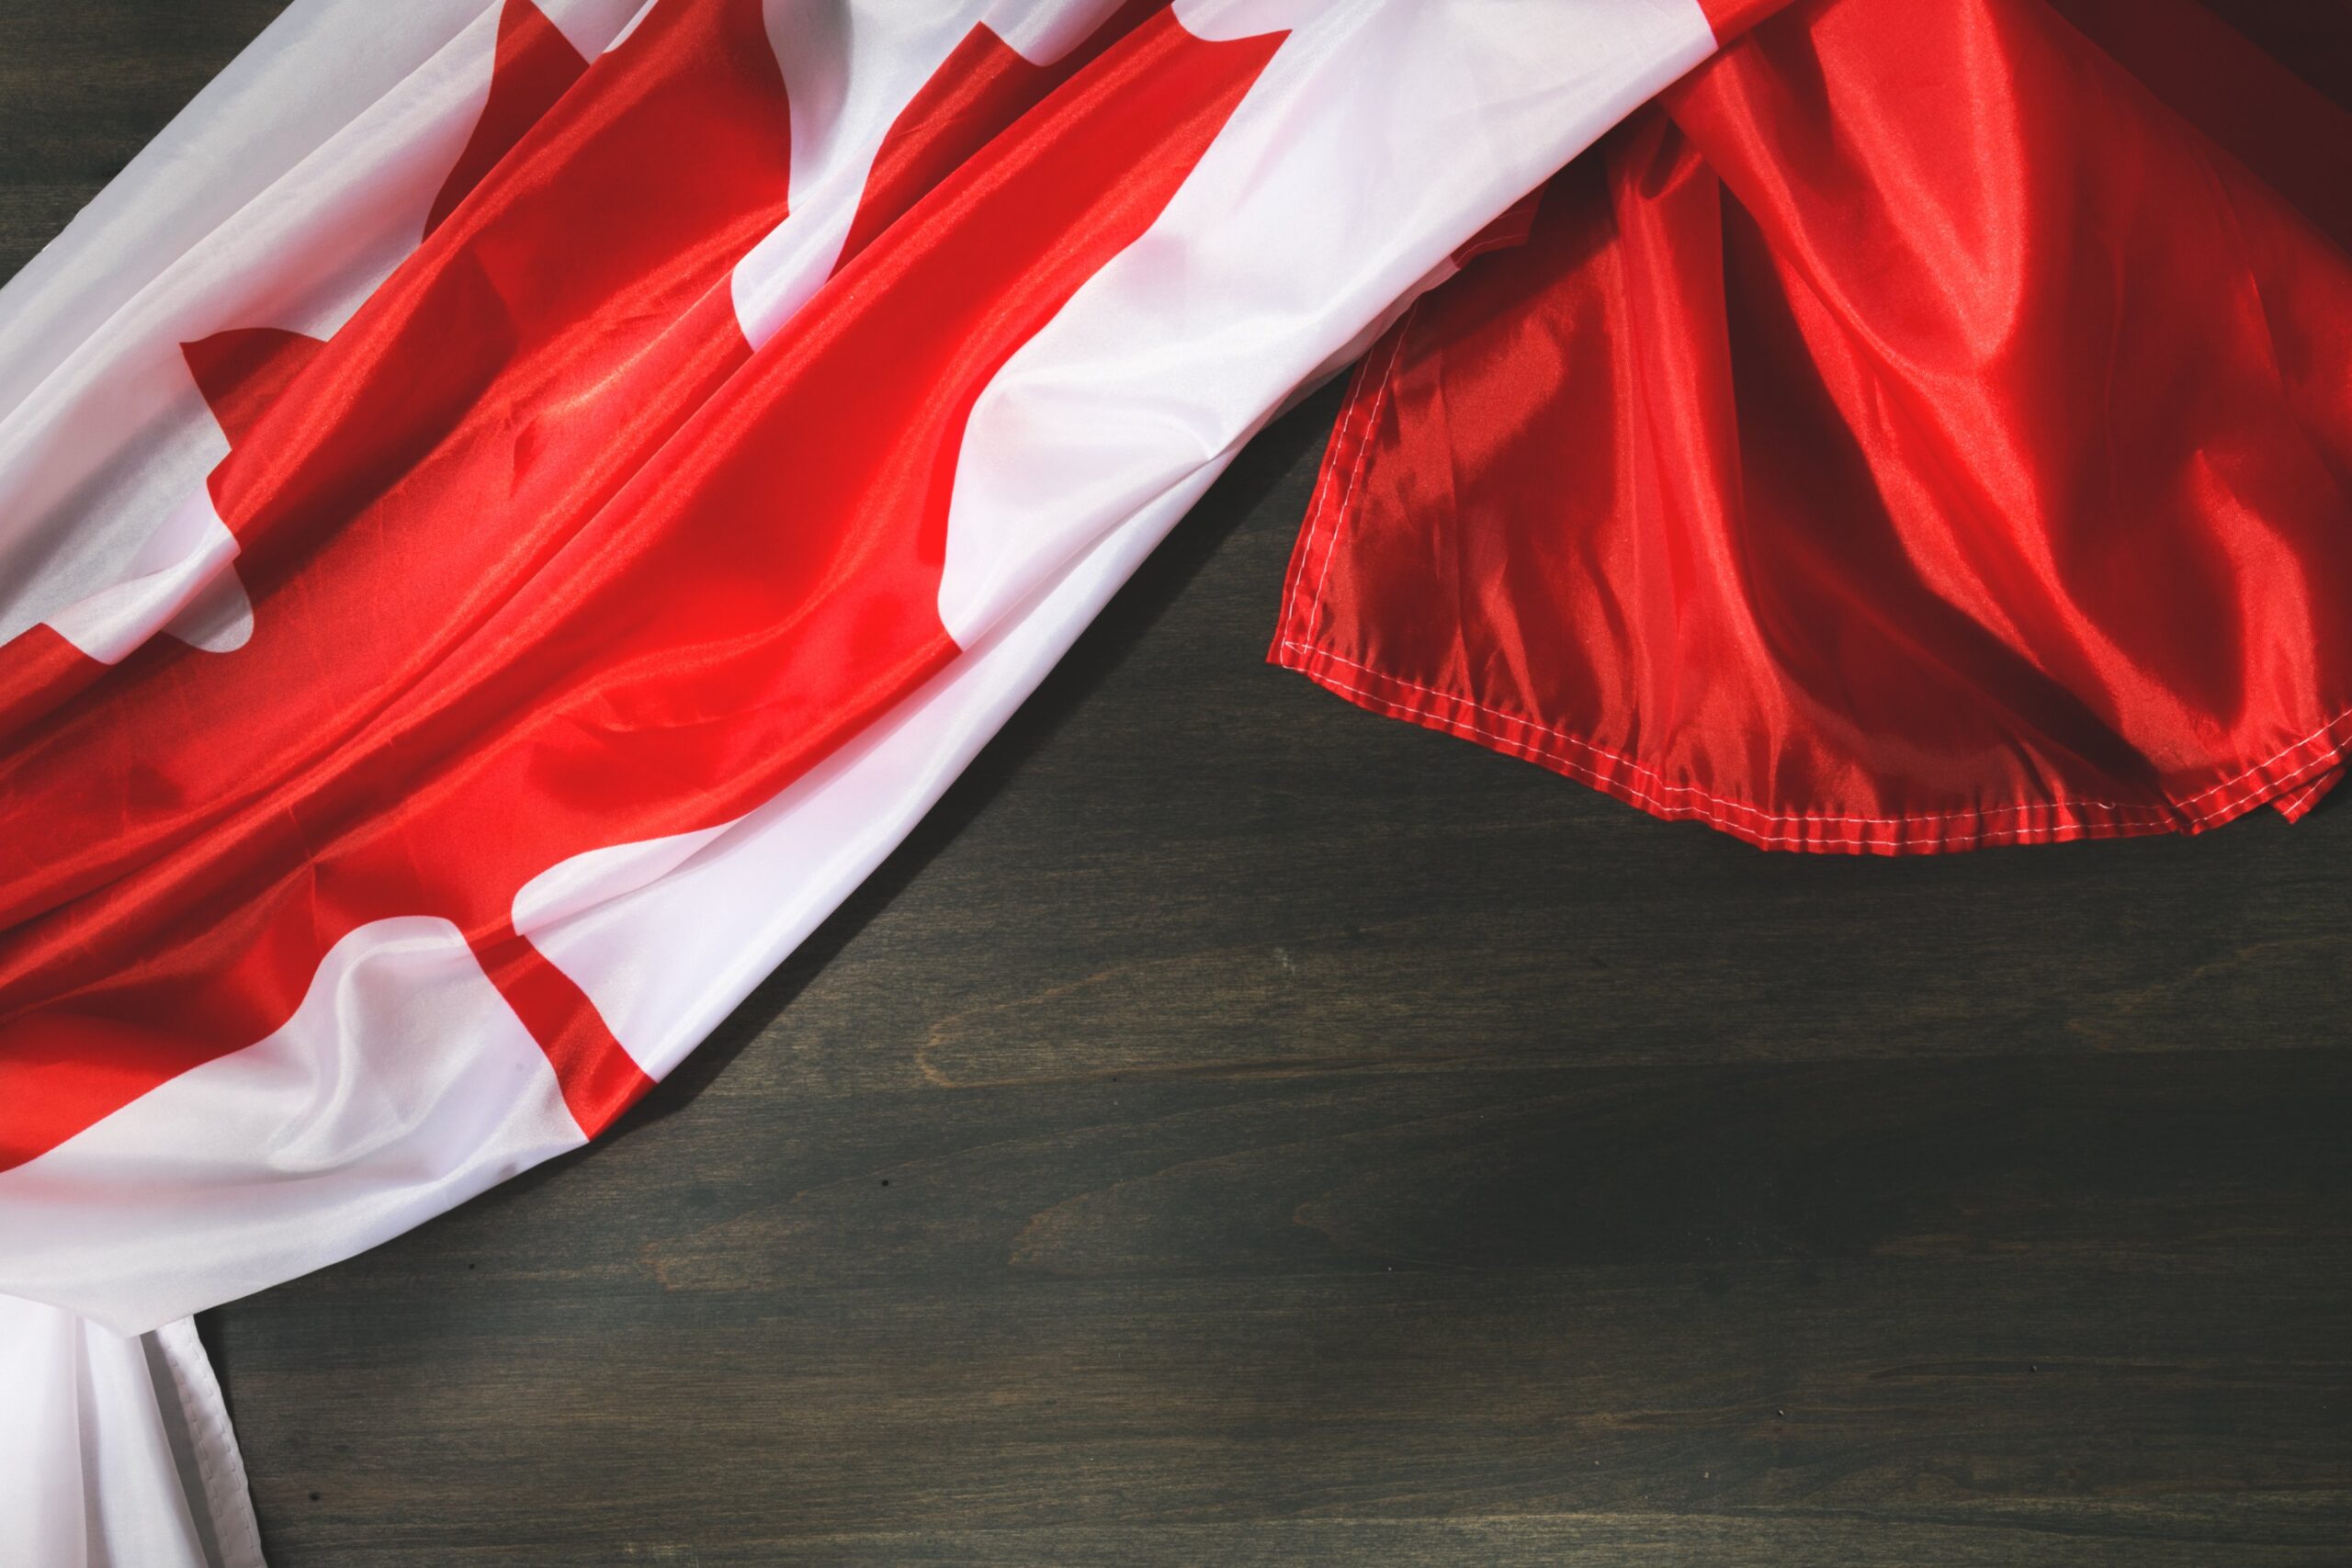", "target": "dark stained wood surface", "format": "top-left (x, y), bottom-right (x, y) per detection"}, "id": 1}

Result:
top-left (6, 6), bottom-right (2349, 1563)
